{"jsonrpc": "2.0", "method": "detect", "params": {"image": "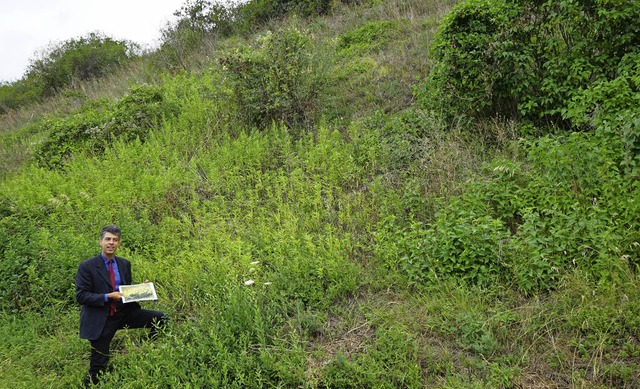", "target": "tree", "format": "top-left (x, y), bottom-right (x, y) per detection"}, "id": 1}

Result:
top-left (26, 32), bottom-right (140, 97)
